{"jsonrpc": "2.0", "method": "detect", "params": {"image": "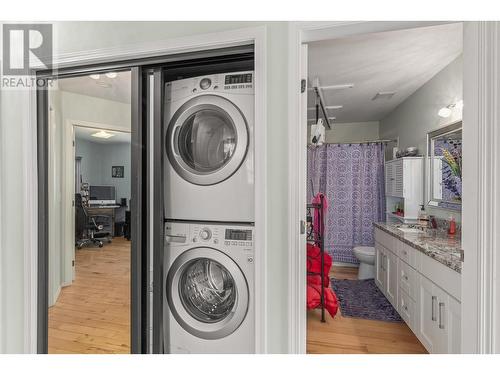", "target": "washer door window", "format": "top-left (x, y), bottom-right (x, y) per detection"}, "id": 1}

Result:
top-left (167, 247), bottom-right (249, 340)
top-left (166, 95), bottom-right (249, 186)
